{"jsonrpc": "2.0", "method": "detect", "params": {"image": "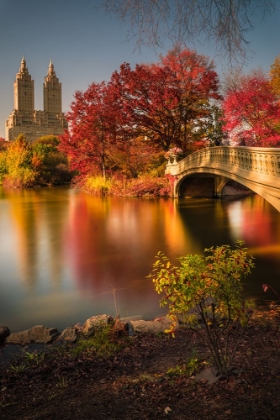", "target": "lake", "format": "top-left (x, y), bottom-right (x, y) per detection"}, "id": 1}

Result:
top-left (1, 186), bottom-right (280, 333)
